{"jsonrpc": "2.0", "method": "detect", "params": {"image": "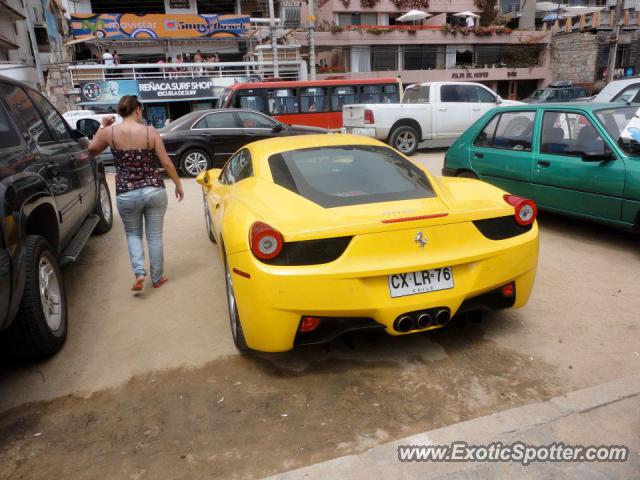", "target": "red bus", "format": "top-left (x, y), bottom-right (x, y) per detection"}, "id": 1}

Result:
top-left (216, 78), bottom-right (400, 129)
